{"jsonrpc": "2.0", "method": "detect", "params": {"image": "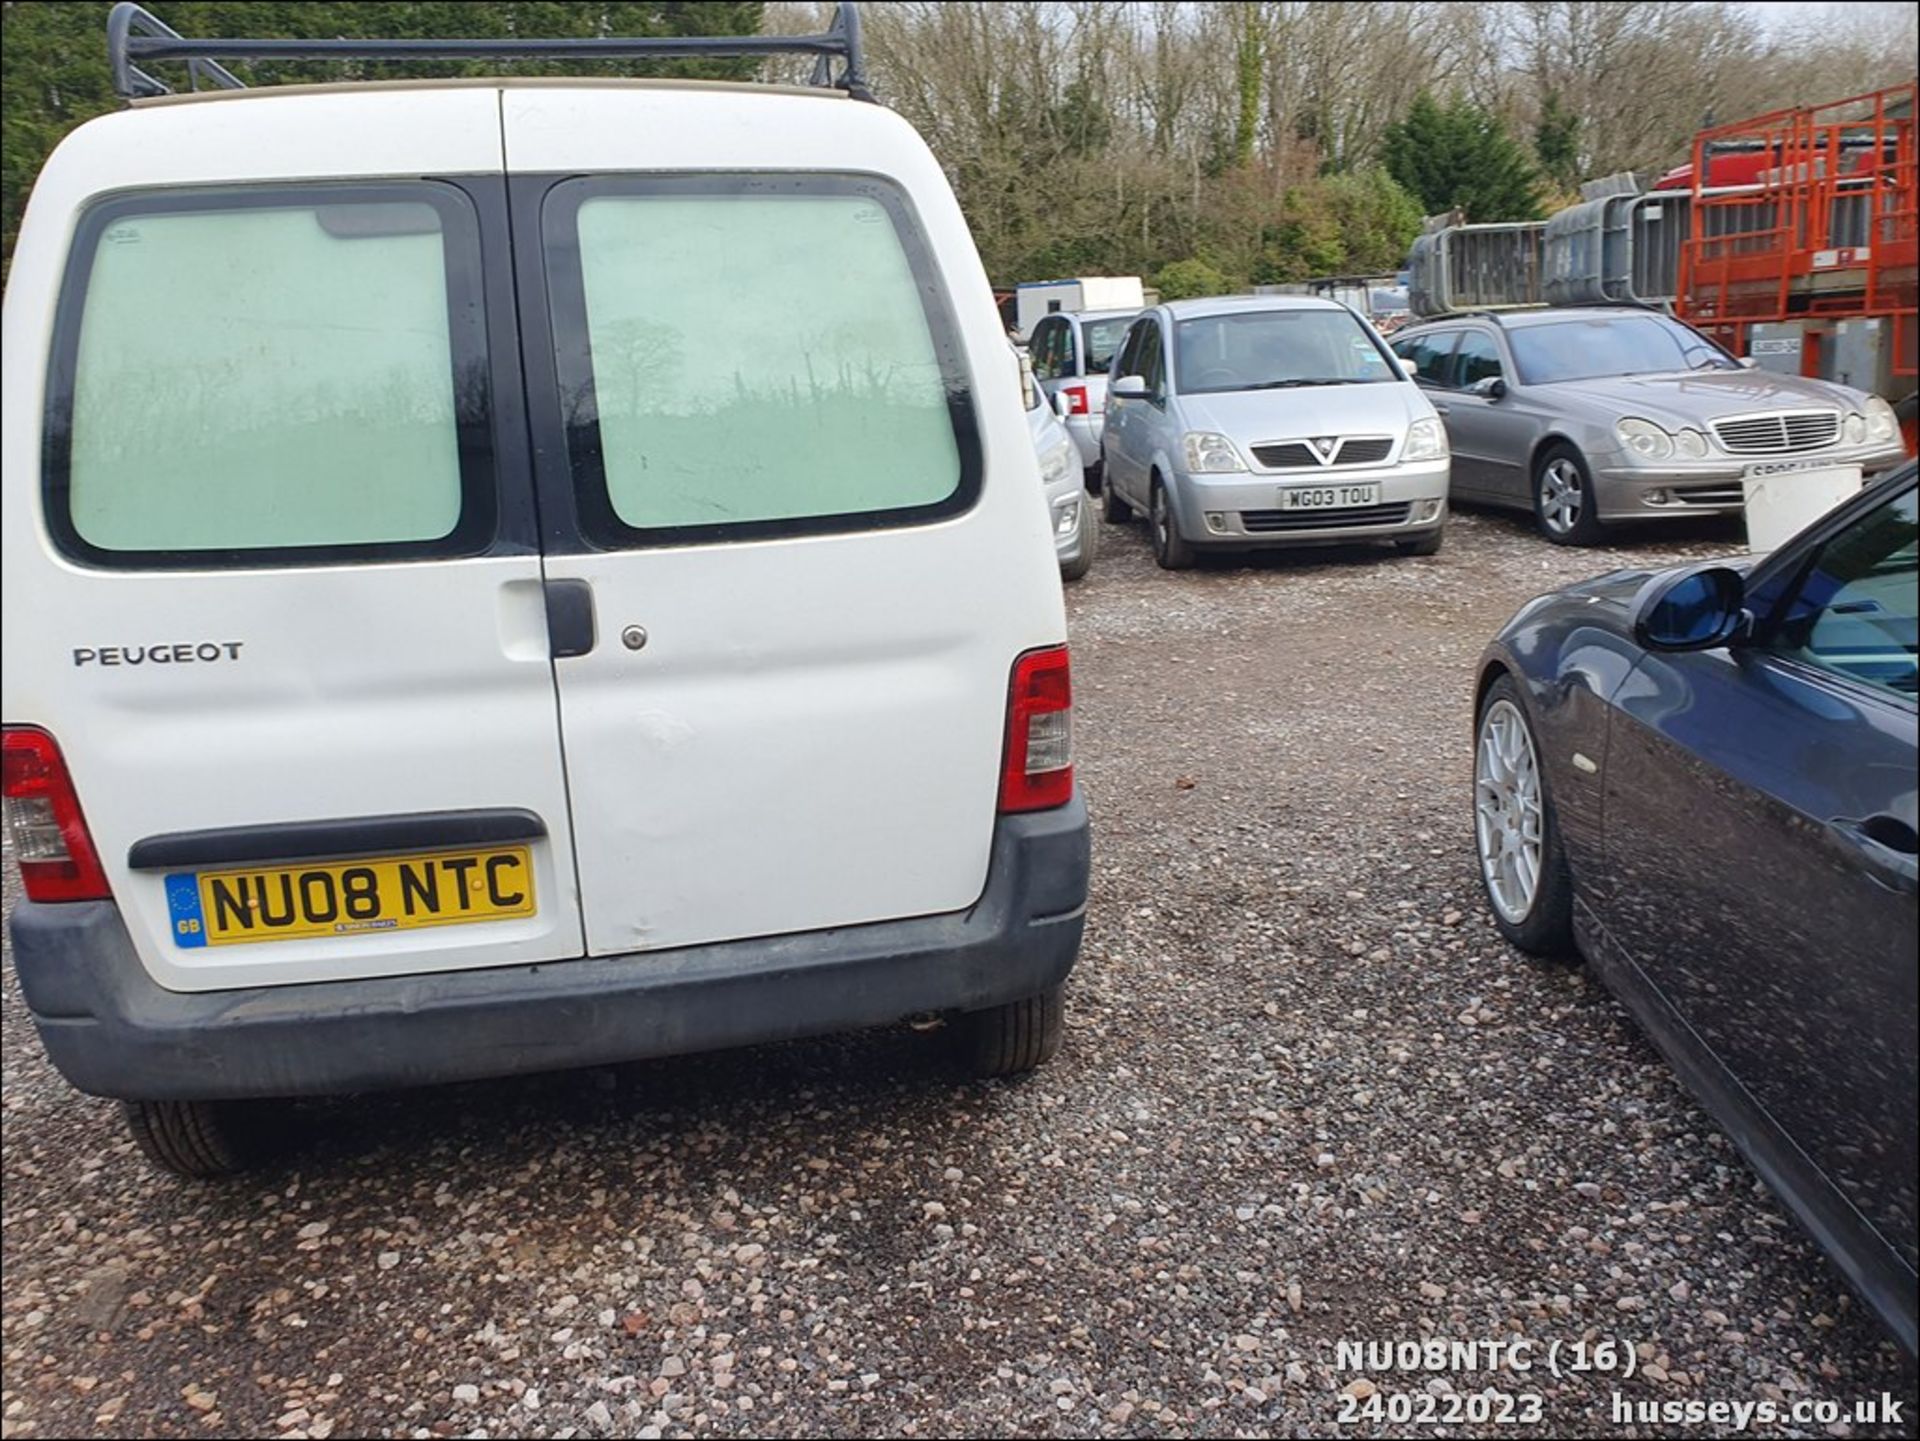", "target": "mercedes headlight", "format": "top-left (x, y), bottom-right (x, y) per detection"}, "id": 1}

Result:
top-left (1616, 417), bottom-right (1675, 462)
top-left (1673, 428), bottom-right (1709, 459)
top-left (1183, 431), bottom-right (1246, 473)
top-left (1864, 396), bottom-right (1897, 444)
